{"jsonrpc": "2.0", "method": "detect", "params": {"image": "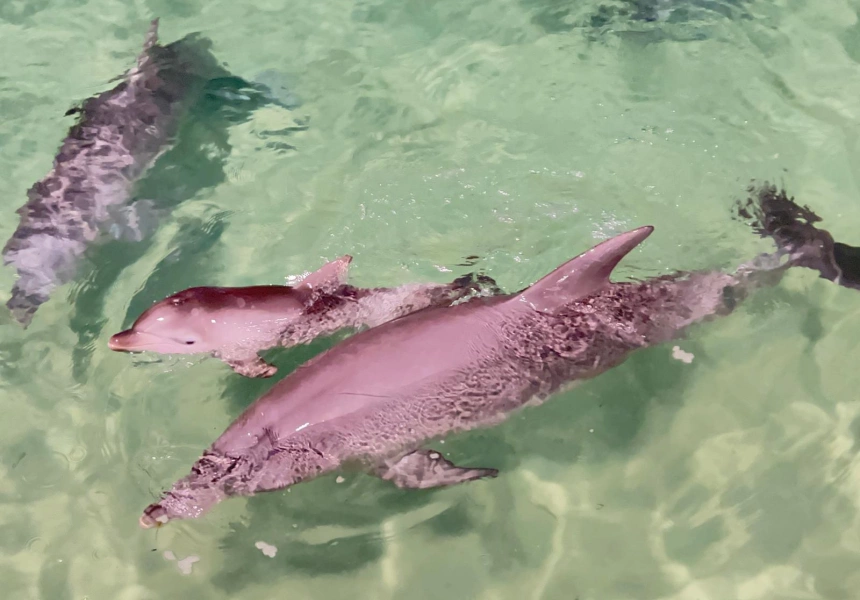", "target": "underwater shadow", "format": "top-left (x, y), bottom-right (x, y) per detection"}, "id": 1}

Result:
top-left (521, 0), bottom-right (753, 40)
